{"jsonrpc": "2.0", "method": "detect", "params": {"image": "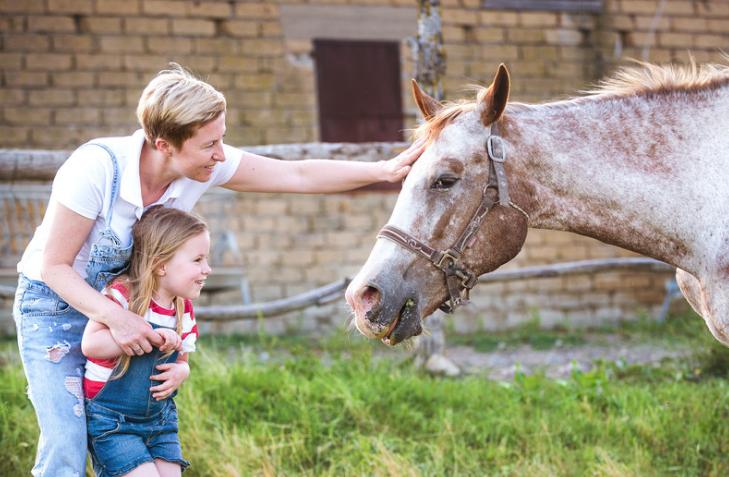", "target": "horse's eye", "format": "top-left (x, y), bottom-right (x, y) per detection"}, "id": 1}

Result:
top-left (432, 176), bottom-right (460, 190)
